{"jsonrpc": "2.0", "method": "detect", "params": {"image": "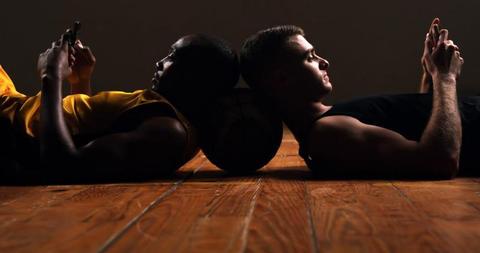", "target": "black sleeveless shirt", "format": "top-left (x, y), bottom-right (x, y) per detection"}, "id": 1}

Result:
top-left (300, 93), bottom-right (480, 175)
